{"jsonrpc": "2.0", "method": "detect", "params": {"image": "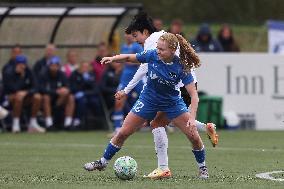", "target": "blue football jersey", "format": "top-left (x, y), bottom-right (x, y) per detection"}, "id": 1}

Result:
top-left (136, 49), bottom-right (193, 106)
